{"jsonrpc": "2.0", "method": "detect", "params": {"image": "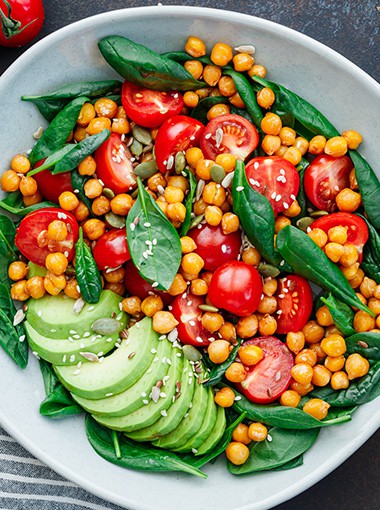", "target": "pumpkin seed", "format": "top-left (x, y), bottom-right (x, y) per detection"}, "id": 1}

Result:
top-left (91, 318), bottom-right (122, 335)
top-left (132, 125), bottom-right (152, 146)
top-left (198, 304), bottom-right (219, 312)
top-left (258, 263), bottom-right (280, 278)
top-left (310, 210), bottom-right (329, 218)
top-left (296, 216), bottom-right (314, 232)
top-left (183, 344), bottom-right (202, 362)
top-left (133, 159), bottom-right (158, 179)
top-left (105, 211), bottom-right (125, 229)
top-left (210, 164), bottom-right (226, 183)
top-left (174, 151), bottom-right (186, 174)
top-left (189, 214), bottom-right (204, 229)
top-left (130, 138), bottom-right (143, 156)
top-left (102, 187), bottom-right (115, 199)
